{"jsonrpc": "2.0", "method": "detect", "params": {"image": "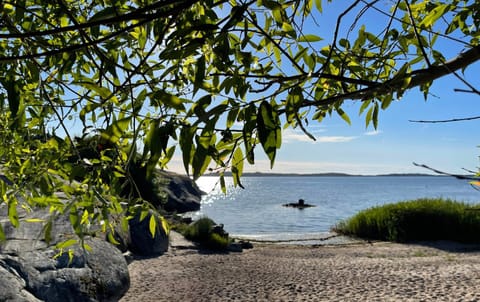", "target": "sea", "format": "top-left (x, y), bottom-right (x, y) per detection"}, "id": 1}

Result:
top-left (187, 175), bottom-right (480, 243)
